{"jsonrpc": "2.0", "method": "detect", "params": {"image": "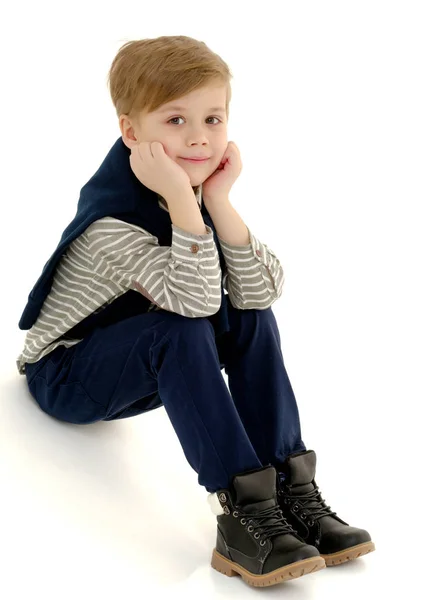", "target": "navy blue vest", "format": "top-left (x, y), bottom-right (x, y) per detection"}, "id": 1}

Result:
top-left (18, 137), bottom-right (230, 340)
